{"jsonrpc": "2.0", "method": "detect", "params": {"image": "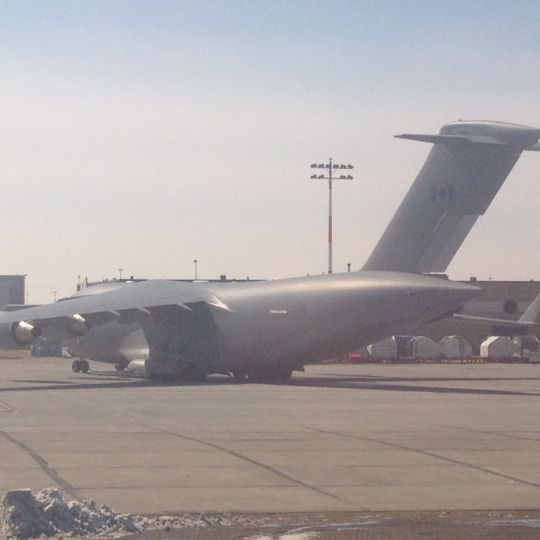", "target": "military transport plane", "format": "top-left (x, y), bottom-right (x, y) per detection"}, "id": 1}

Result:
top-left (0, 120), bottom-right (539, 382)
